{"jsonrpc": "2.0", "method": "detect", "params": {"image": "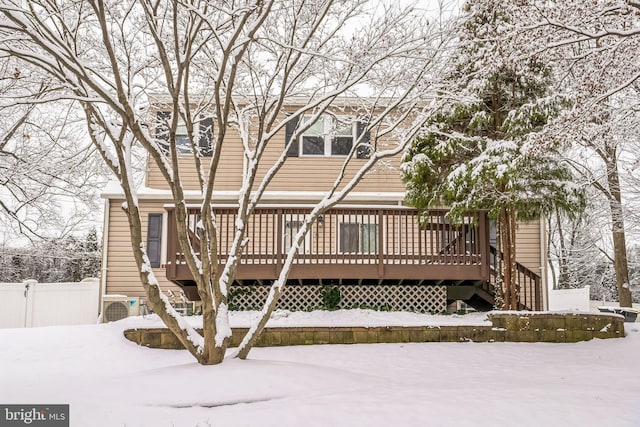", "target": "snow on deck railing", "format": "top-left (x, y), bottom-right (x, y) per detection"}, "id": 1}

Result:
top-left (166, 207), bottom-right (491, 285)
